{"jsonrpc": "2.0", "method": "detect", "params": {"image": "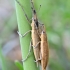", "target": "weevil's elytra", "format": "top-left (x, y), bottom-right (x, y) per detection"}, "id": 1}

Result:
top-left (16, 0), bottom-right (41, 66)
top-left (31, 19), bottom-right (41, 66)
top-left (40, 25), bottom-right (49, 70)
